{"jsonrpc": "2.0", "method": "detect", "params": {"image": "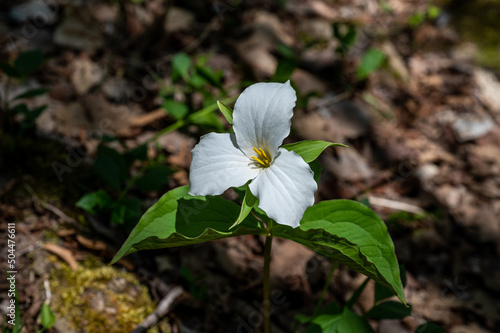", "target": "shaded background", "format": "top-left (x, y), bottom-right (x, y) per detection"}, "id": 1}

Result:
top-left (1, 0), bottom-right (500, 332)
